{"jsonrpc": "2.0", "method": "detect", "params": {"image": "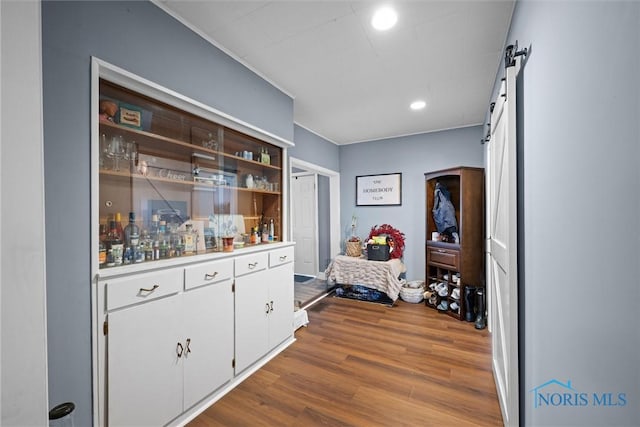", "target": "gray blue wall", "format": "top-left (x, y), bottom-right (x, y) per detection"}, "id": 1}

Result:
top-left (42, 2), bottom-right (293, 425)
top-left (291, 125), bottom-right (340, 173)
top-left (502, 1), bottom-right (640, 425)
top-left (338, 126), bottom-right (484, 281)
